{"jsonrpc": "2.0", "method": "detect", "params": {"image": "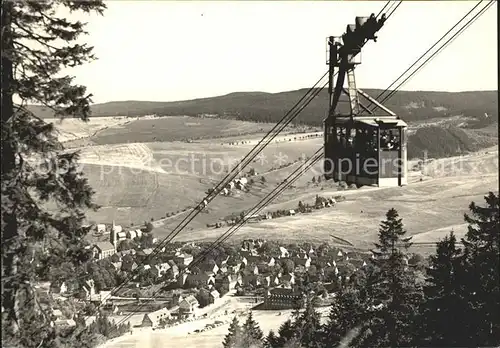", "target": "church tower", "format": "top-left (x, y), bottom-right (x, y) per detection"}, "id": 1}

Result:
top-left (110, 220), bottom-right (117, 251)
